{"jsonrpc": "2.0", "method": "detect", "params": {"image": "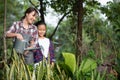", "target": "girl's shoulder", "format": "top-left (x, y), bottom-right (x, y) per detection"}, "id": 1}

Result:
top-left (45, 38), bottom-right (51, 44)
top-left (38, 37), bottom-right (50, 44)
top-left (44, 37), bottom-right (49, 40)
top-left (45, 38), bottom-right (53, 44)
